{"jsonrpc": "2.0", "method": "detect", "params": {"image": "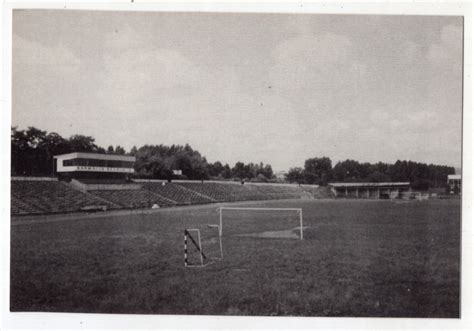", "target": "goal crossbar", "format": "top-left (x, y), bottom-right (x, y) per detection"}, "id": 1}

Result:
top-left (218, 207), bottom-right (303, 240)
